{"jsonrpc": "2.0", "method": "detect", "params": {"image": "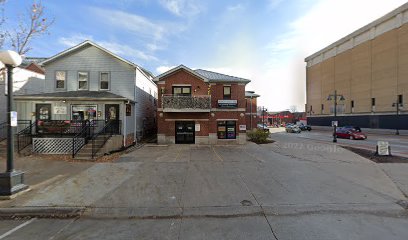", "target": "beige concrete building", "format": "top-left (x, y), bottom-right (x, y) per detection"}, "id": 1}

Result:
top-left (305, 3), bottom-right (408, 129)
